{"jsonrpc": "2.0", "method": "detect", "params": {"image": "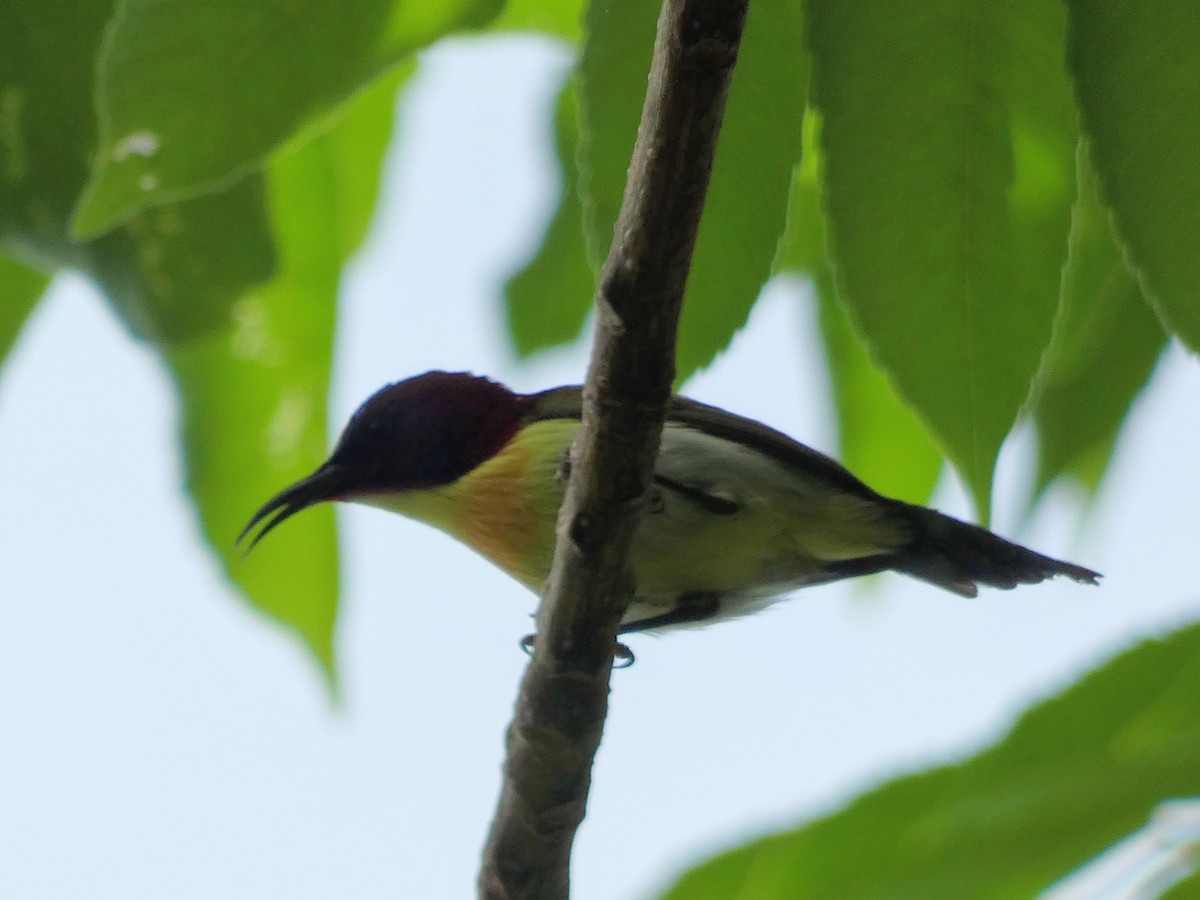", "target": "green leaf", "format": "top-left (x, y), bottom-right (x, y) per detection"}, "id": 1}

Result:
top-left (807, 0), bottom-right (1077, 522)
top-left (578, 0), bottom-right (807, 382)
top-left (0, 0), bottom-right (109, 257)
top-left (504, 80), bottom-right (594, 356)
top-left (777, 120), bottom-right (943, 505)
top-left (662, 621), bottom-right (1200, 899)
top-left (91, 178), bottom-right (276, 342)
top-left (166, 66), bottom-right (410, 681)
top-left (816, 281), bottom-right (944, 506)
top-left (1161, 866), bottom-right (1200, 900)
top-left (492, 0), bottom-right (584, 41)
top-left (0, 0), bottom-right (275, 344)
top-left (1066, 0), bottom-right (1200, 353)
top-left (576, 0), bottom-right (655, 272)
top-left (0, 255), bottom-right (47, 367)
top-left (1043, 799), bottom-right (1200, 898)
top-left (72, 0), bottom-right (501, 237)
top-left (675, 0), bottom-right (807, 381)
top-left (1031, 147), bottom-right (1166, 503)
